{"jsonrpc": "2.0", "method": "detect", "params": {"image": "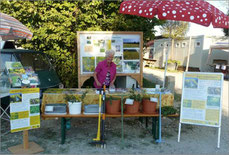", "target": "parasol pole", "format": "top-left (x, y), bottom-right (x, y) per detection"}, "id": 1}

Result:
top-left (185, 36), bottom-right (192, 71)
top-left (162, 26), bottom-right (172, 89)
